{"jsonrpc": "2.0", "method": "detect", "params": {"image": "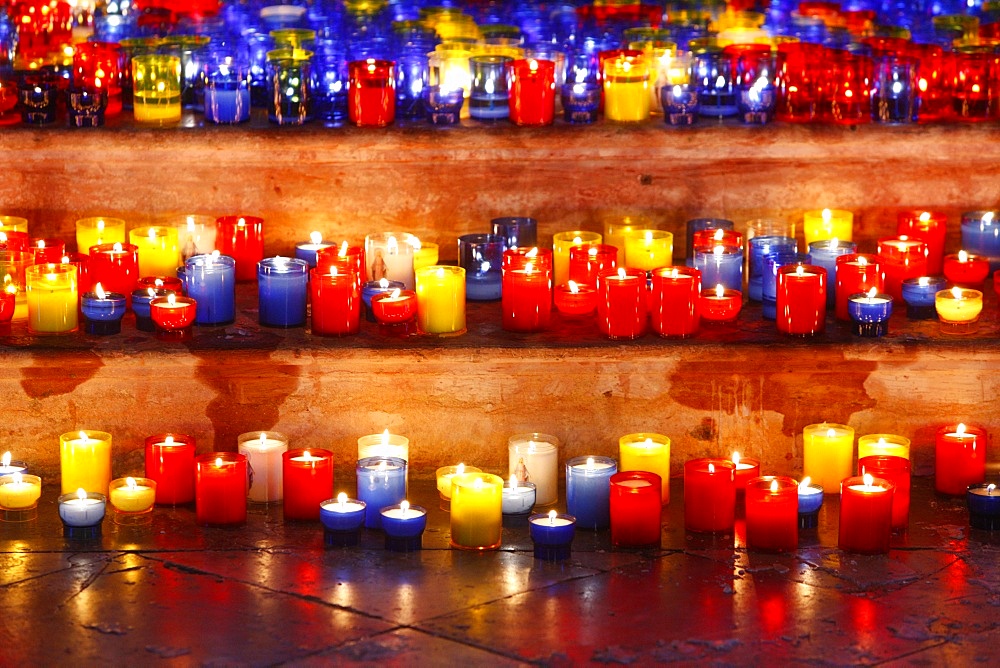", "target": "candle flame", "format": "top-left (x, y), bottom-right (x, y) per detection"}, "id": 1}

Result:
top-left (12, 471), bottom-right (22, 484)
top-left (330, 266), bottom-right (339, 277)
top-left (528, 59), bottom-right (538, 72)
top-left (387, 236), bottom-right (398, 254)
top-left (795, 265), bottom-right (805, 276)
top-left (821, 209), bottom-right (832, 223)
top-left (456, 463), bottom-right (465, 474)
top-left (215, 457), bottom-right (223, 467)
top-left (732, 452), bottom-right (740, 466)
top-left (36, 239), bottom-right (45, 249)
top-left (957, 423), bottom-right (967, 435)
top-left (867, 287), bottom-right (878, 300)
top-left (826, 428), bottom-right (836, 438)
top-left (2, 274), bottom-right (13, 295)
top-left (799, 476), bottom-right (811, 490)
top-left (858, 256), bottom-right (868, 267)
top-left (381, 429), bottom-right (390, 446)
top-left (525, 262), bottom-right (535, 274)
top-left (1, 452), bottom-right (9, 467)
top-left (378, 277), bottom-right (389, 289)
top-left (211, 250), bottom-right (221, 258)
top-left (587, 457), bottom-right (595, 470)
top-left (830, 238), bottom-right (839, 250)
top-left (919, 212), bottom-right (931, 223)
top-left (715, 284), bottom-right (725, 298)
top-left (126, 476), bottom-right (137, 490)
top-left (509, 474), bottom-right (518, 490)
top-left (310, 231), bottom-right (322, 245)
top-left (61, 255), bottom-right (70, 264)
top-left (147, 287), bottom-right (157, 299)
top-left (95, 282), bottom-right (106, 299)
top-left (378, 460), bottom-right (387, 472)
top-left (339, 241), bottom-right (349, 257)
top-left (167, 293), bottom-right (177, 306)
top-left (526, 247), bottom-right (538, 258)
top-left (989, 484), bottom-right (996, 496)
top-left (154, 278), bottom-right (164, 287)
top-left (918, 276), bottom-right (929, 287)
top-left (338, 492), bottom-right (347, 507)
top-left (770, 479), bottom-right (779, 493)
top-left (617, 268), bottom-right (627, 280)
top-left (643, 438), bottom-right (653, 448)
top-left (588, 246), bottom-right (598, 257)
top-left (76, 488), bottom-right (87, 500)
top-left (951, 286), bottom-right (963, 299)
top-left (164, 436), bottom-right (174, 445)
top-left (186, 216), bottom-right (195, 230)
top-left (713, 245), bottom-right (725, 256)
top-left (548, 509), bottom-right (557, 525)
top-left (98, 219), bottom-right (106, 231)
top-left (573, 236), bottom-right (582, 245)
top-left (863, 473), bottom-right (874, 487)
top-left (112, 242), bottom-right (123, 252)
top-left (79, 431), bottom-right (89, 442)
top-left (237, 218), bottom-right (246, 228)
top-left (958, 250), bottom-right (969, 262)
top-left (259, 432), bottom-right (267, 445)
top-left (568, 280), bottom-right (580, 294)
top-left (473, 477), bottom-right (483, 490)
top-left (400, 500), bottom-right (409, 516)
top-left (983, 212), bottom-right (994, 224)
top-left (708, 463), bottom-right (715, 474)
top-left (303, 450), bottom-right (311, 458)
top-left (387, 288), bottom-right (401, 299)
top-left (148, 227), bottom-right (157, 241)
